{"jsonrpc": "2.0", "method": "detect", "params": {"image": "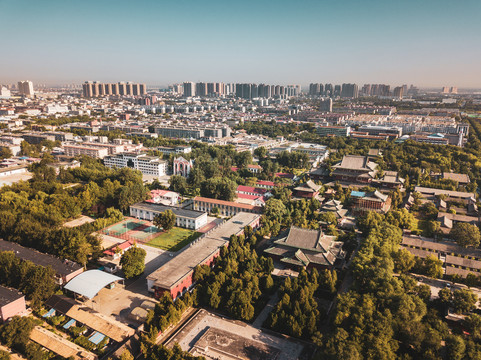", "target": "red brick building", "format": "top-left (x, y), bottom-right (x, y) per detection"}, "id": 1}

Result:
top-left (293, 180), bottom-right (321, 198)
top-left (350, 190), bottom-right (391, 214)
top-left (147, 213), bottom-right (261, 300)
